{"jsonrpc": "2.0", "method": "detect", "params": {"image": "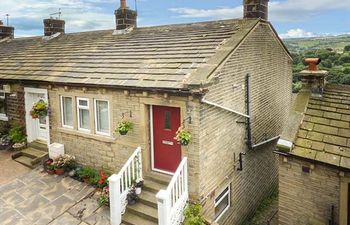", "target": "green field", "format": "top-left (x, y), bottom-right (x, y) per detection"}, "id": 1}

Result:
top-left (284, 35), bottom-right (350, 53)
